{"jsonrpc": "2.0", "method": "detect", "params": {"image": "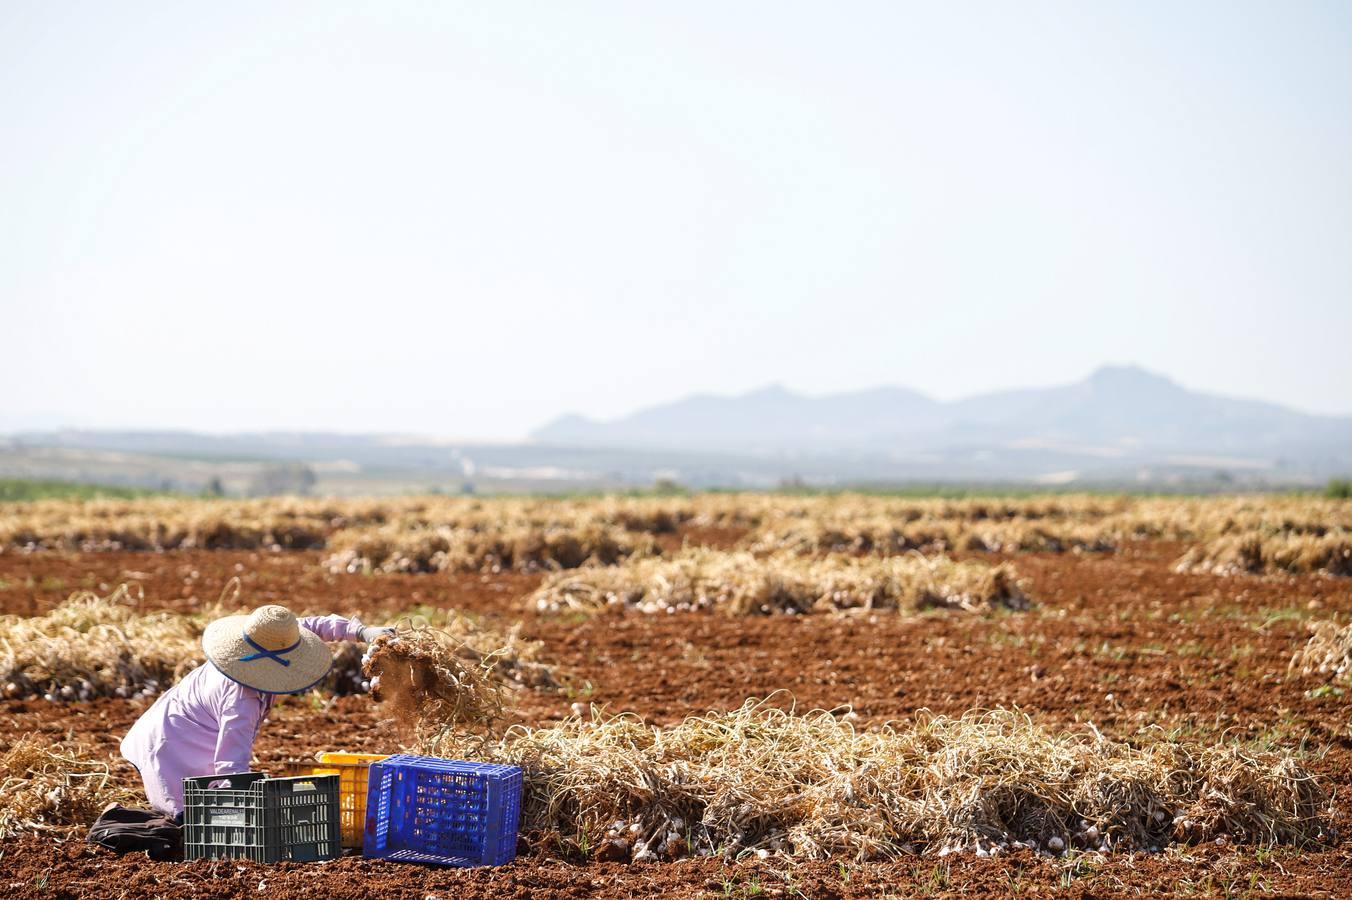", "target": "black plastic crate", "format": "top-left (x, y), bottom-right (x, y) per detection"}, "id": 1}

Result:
top-left (183, 772), bottom-right (341, 863)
